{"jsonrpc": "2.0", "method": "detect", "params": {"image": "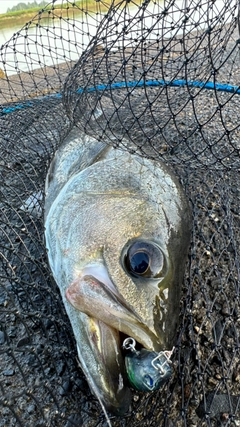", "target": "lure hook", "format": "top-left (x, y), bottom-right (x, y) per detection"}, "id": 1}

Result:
top-left (151, 347), bottom-right (175, 374)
